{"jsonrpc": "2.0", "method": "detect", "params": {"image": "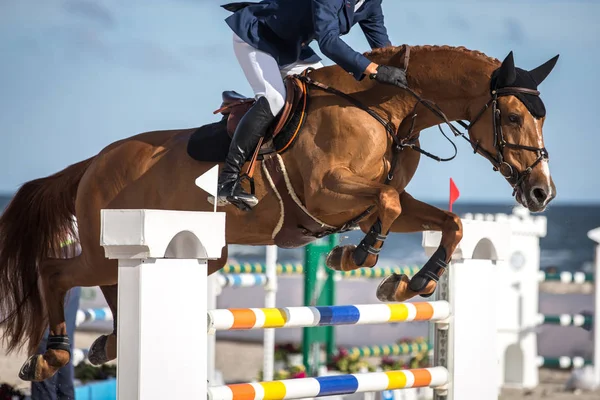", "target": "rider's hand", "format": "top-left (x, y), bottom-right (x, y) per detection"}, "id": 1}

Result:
top-left (369, 65), bottom-right (408, 88)
top-left (365, 62), bottom-right (379, 76)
